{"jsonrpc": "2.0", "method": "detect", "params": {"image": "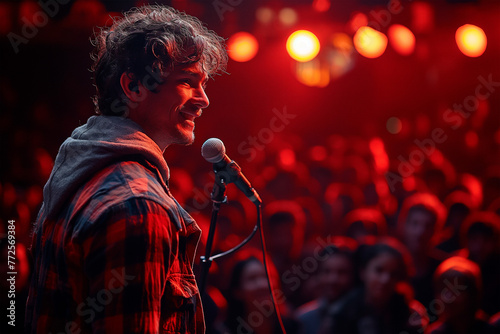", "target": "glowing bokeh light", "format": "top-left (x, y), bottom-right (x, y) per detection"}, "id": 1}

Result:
top-left (329, 33), bottom-right (355, 79)
top-left (286, 30), bottom-right (321, 62)
top-left (279, 8), bottom-right (298, 26)
top-left (456, 24), bottom-right (487, 57)
top-left (331, 33), bottom-right (353, 52)
top-left (386, 117), bottom-right (402, 134)
top-left (295, 59), bottom-right (330, 87)
top-left (313, 0), bottom-right (330, 12)
top-left (256, 7), bottom-right (274, 24)
top-left (369, 137), bottom-right (389, 174)
top-left (388, 24), bottom-right (415, 55)
top-left (353, 26), bottom-right (388, 58)
top-left (411, 1), bottom-right (434, 33)
top-left (228, 32), bottom-right (259, 62)
top-left (349, 12), bottom-right (368, 33)
top-left (279, 149), bottom-right (296, 170)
